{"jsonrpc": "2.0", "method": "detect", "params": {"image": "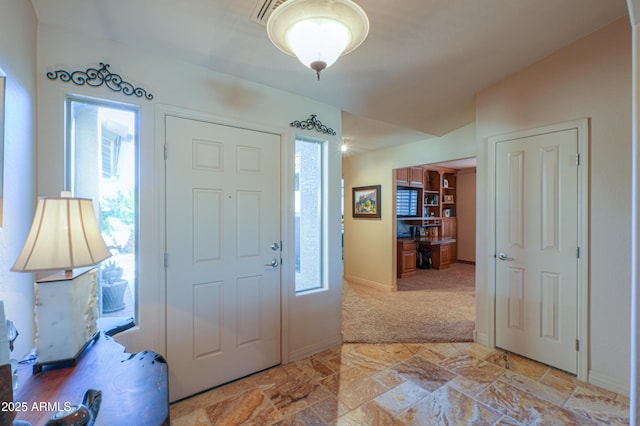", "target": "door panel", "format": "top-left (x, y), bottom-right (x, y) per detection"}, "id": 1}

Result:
top-left (165, 116), bottom-right (281, 401)
top-left (495, 129), bottom-right (578, 374)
